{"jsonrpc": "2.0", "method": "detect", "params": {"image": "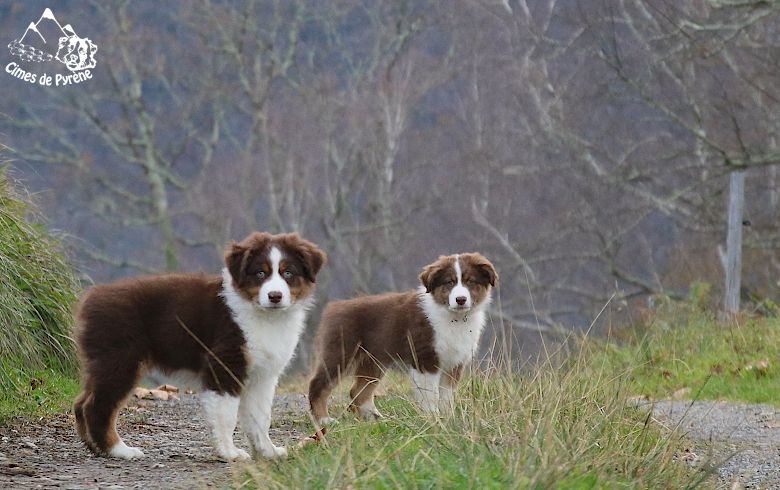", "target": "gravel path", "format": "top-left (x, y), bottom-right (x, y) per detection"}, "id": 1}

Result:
top-left (653, 400), bottom-right (780, 489)
top-left (0, 393), bottom-right (311, 489)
